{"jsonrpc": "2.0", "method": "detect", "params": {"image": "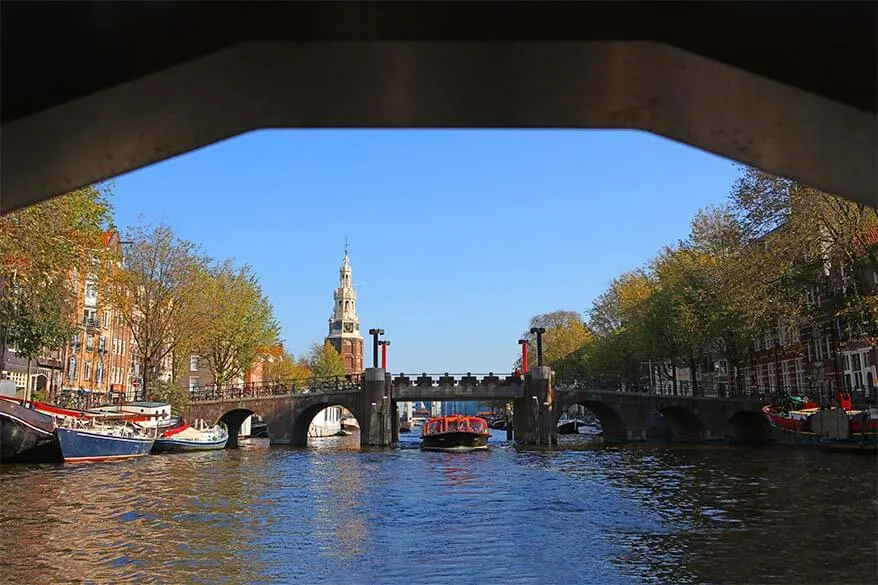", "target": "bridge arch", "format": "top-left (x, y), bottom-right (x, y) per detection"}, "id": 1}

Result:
top-left (556, 400), bottom-right (628, 443)
top-left (291, 402), bottom-right (362, 448)
top-left (217, 408), bottom-right (267, 448)
top-left (658, 405), bottom-right (707, 441)
top-left (727, 410), bottom-right (773, 445)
